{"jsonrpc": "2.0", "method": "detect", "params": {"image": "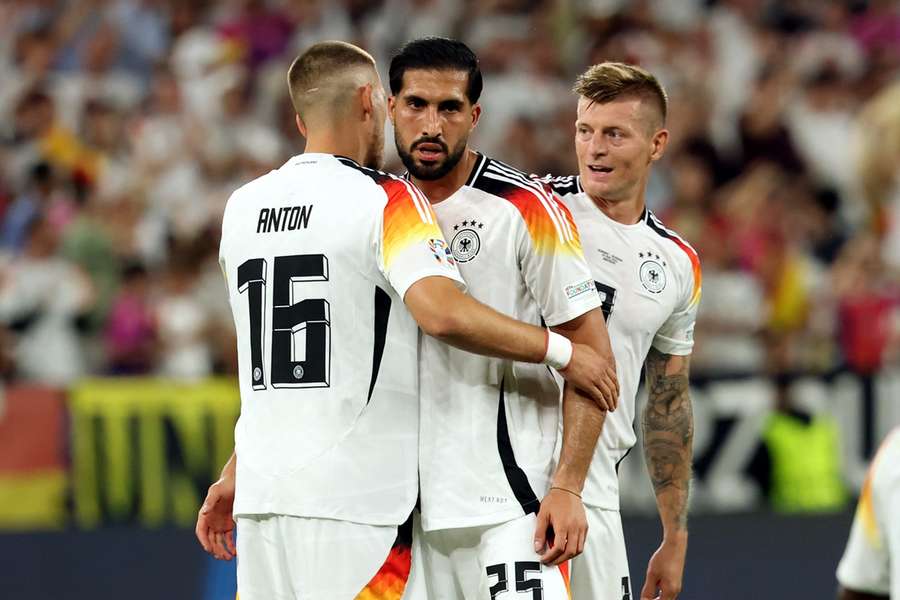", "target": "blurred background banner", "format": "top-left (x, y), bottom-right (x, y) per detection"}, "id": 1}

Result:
top-left (0, 385), bottom-right (66, 529)
top-left (0, 0), bottom-right (898, 598)
top-left (69, 377), bottom-right (238, 529)
top-left (1, 374), bottom-right (898, 533)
